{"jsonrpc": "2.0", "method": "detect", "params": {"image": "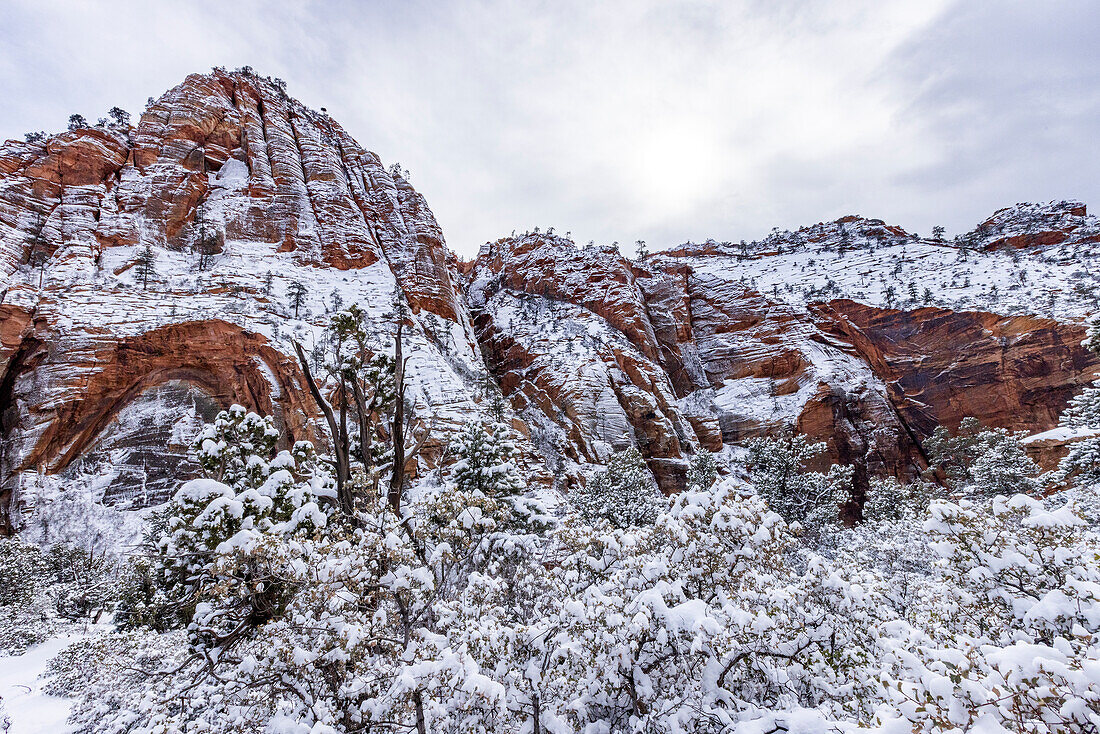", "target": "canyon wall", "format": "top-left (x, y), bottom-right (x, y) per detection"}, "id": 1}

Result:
top-left (2, 70), bottom-right (1097, 531)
